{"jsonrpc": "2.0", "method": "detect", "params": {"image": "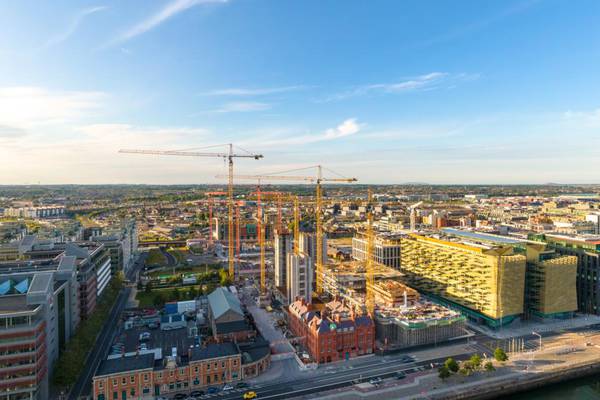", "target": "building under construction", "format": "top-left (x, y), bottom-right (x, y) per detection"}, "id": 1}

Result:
top-left (375, 302), bottom-right (466, 350)
top-left (352, 231), bottom-right (402, 270)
